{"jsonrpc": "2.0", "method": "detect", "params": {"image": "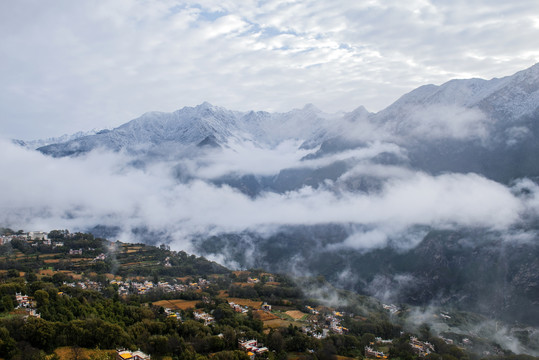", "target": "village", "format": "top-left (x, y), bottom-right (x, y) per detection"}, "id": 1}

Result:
top-left (1, 230), bottom-right (483, 360)
top-left (7, 267), bottom-right (470, 360)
